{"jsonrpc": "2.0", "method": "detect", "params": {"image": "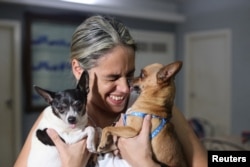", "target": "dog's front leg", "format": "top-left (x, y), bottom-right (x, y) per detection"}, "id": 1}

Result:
top-left (97, 126), bottom-right (139, 153)
top-left (79, 126), bottom-right (96, 153)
